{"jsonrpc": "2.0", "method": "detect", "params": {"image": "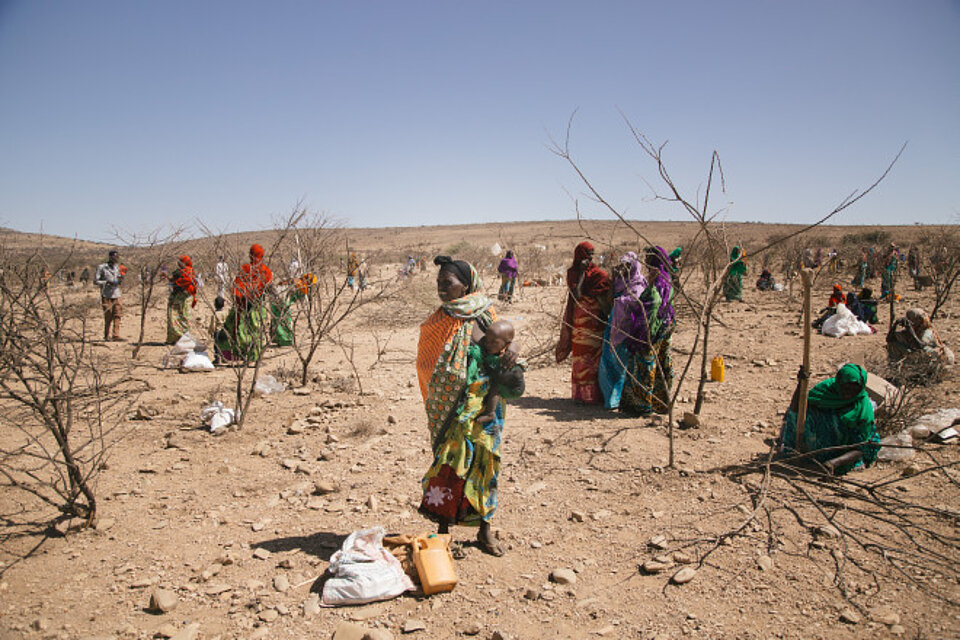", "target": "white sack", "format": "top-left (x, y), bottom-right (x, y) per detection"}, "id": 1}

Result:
top-left (321, 526), bottom-right (414, 606)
